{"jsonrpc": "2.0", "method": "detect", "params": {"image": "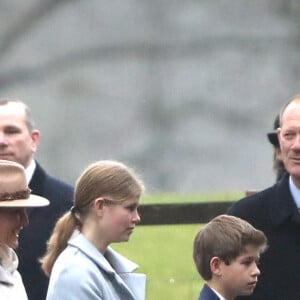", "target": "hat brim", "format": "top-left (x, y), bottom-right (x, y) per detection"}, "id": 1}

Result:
top-left (0, 194), bottom-right (49, 207)
top-left (267, 132), bottom-right (279, 147)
